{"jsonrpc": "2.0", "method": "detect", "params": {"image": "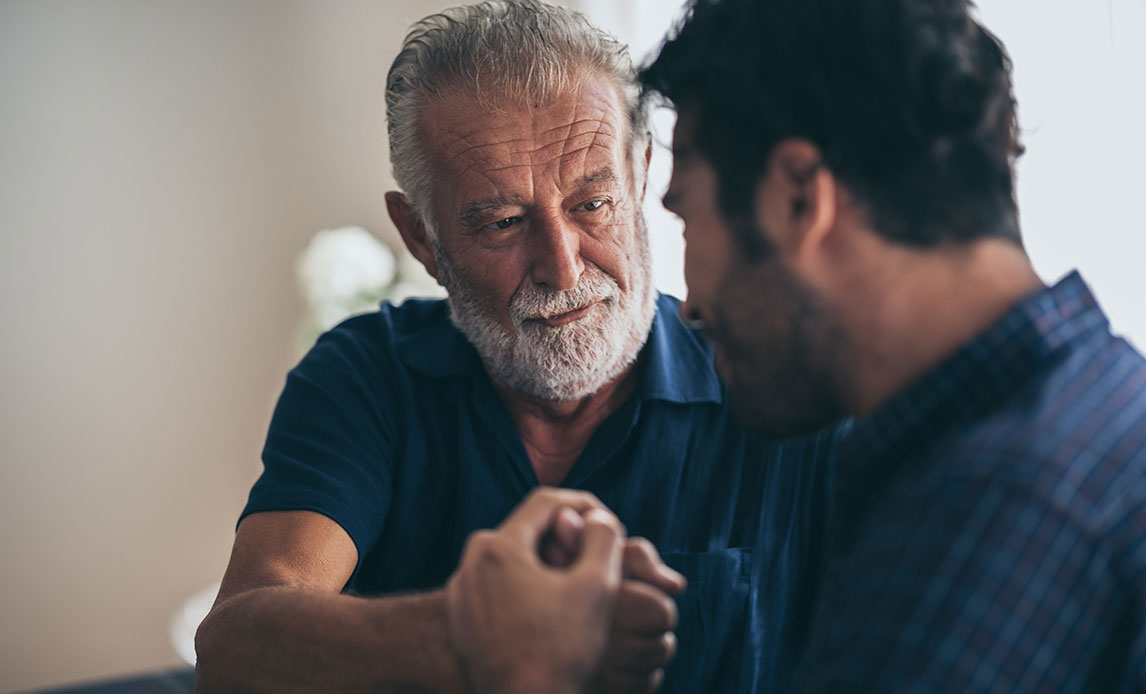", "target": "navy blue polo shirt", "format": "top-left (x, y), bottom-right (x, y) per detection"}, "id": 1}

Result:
top-left (244, 293), bottom-right (838, 693)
